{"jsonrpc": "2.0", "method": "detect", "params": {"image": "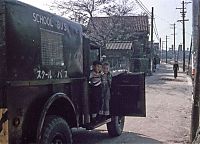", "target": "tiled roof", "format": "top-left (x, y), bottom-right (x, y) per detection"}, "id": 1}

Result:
top-left (87, 15), bottom-right (148, 32)
top-left (86, 16), bottom-right (149, 42)
top-left (106, 41), bottom-right (133, 50)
